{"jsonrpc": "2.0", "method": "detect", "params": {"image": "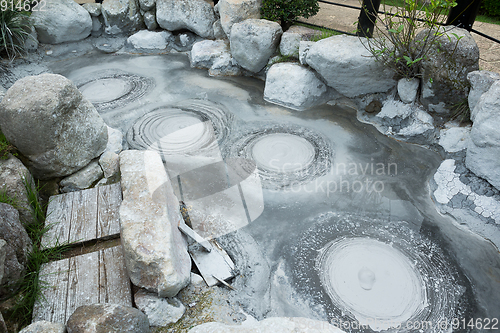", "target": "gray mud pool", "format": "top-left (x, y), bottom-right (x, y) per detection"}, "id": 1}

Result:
top-left (49, 53), bottom-right (500, 332)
